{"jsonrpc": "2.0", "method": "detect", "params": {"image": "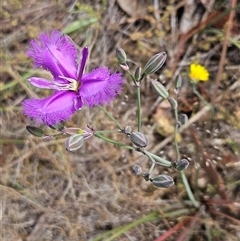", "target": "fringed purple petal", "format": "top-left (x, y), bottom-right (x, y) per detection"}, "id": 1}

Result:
top-left (29, 77), bottom-right (57, 89)
top-left (27, 30), bottom-right (78, 79)
top-left (77, 46), bottom-right (88, 81)
top-left (80, 67), bottom-right (124, 107)
top-left (22, 91), bottom-right (83, 126)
